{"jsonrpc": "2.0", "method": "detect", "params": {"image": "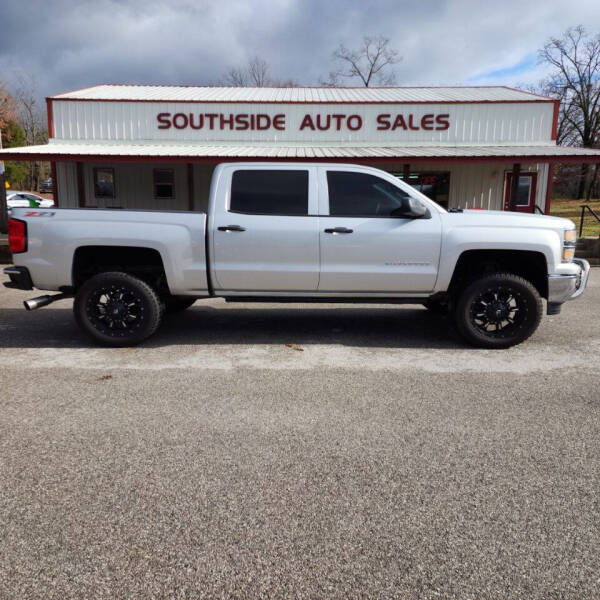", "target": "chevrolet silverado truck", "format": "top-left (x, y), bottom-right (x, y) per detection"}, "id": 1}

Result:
top-left (3, 162), bottom-right (590, 348)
